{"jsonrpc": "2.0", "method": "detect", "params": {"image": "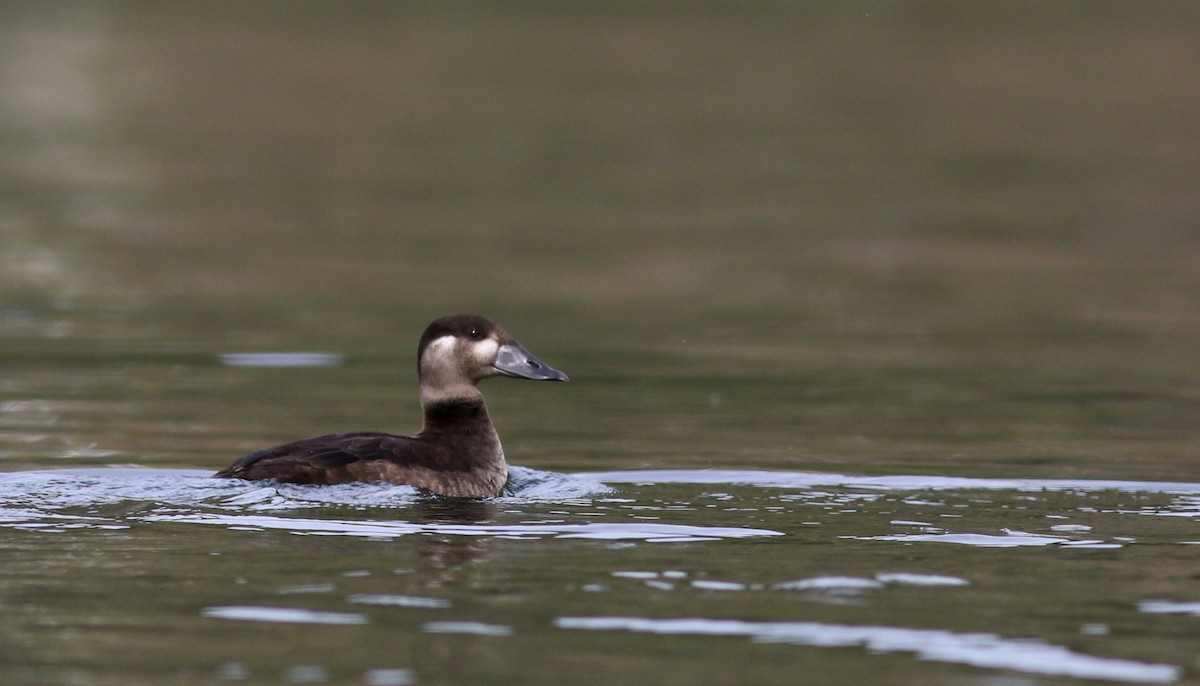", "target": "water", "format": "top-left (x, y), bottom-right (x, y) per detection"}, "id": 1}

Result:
top-left (3, 468), bottom-right (1200, 685)
top-left (4, 2), bottom-right (1200, 684)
